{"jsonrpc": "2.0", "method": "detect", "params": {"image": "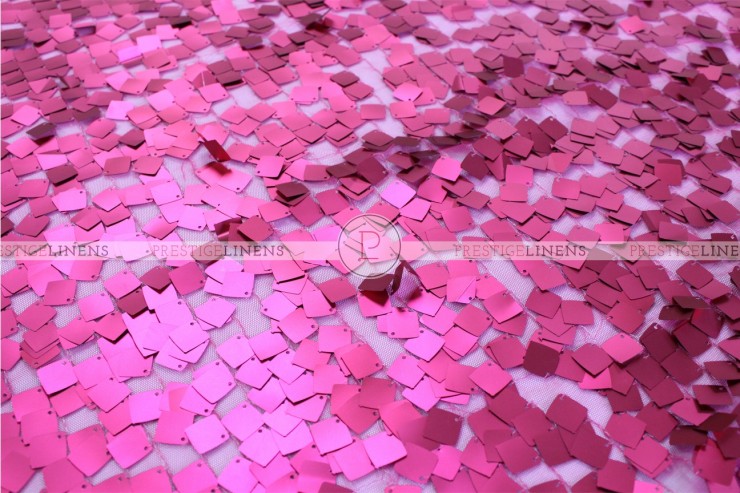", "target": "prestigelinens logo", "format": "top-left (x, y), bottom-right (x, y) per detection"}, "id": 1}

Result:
top-left (337, 214), bottom-right (402, 279)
